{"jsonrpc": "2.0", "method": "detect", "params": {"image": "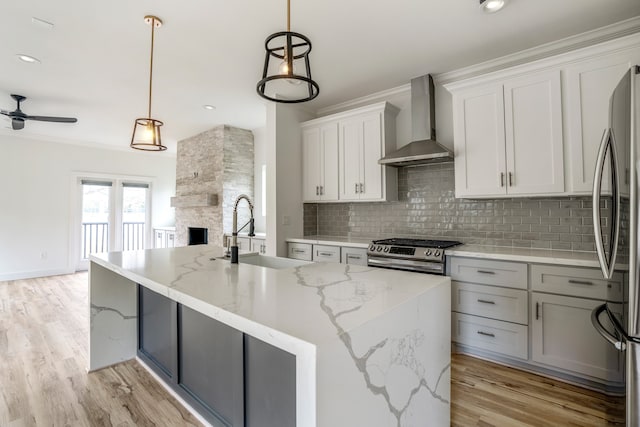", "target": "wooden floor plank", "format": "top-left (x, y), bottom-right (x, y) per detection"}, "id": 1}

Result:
top-left (0, 273), bottom-right (627, 426)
